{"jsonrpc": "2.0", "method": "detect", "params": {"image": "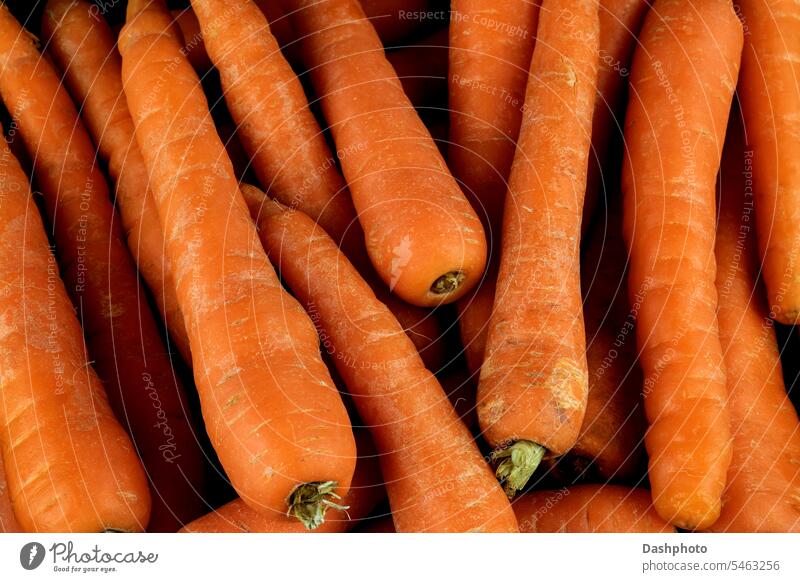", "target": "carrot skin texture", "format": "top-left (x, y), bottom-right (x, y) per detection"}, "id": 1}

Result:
top-left (282, 0), bottom-right (487, 307)
top-left (574, 198), bottom-right (646, 479)
top-left (0, 452), bottom-right (22, 532)
top-left (515, 485), bottom-right (675, 533)
top-left (41, 0), bottom-right (207, 531)
top-left (243, 185), bottom-right (518, 533)
top-left (581, 0), bottom-right (649, 237)
top-left (705, 119), bottom-right (800, 532)
top-left (478, 0), bottom-right (598, 454)
top-left (736, 0), bottom-right (800, 324)
top-left (621, 0), bottom-right (742, 529)
top-left (0, 132), bottom-right (150, 533)
top-left (120, 0), bottom-right (356, 517)
top-left (190, 0), bottom-right (444, 372)
top-left (180, 432), bottom-right (384, 533)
